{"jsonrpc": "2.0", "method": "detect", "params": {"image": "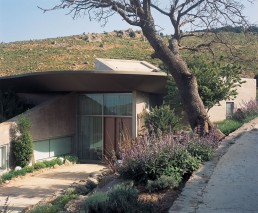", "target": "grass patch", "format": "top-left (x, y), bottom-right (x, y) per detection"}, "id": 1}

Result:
top-left (217, 119), bottom-right (242, 135)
